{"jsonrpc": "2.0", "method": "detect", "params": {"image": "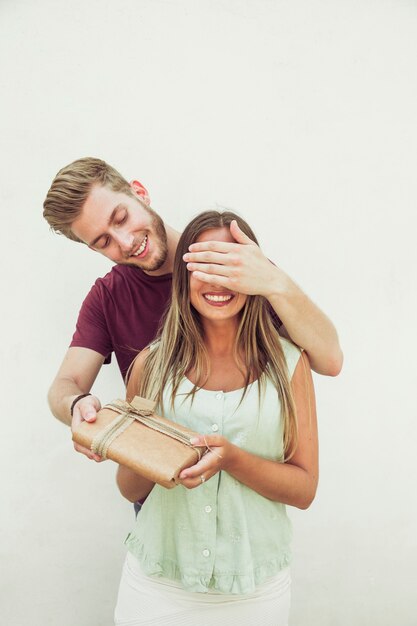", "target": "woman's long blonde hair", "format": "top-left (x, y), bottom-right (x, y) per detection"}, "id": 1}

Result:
top-left (135, 210), bottom-right (298, 459)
